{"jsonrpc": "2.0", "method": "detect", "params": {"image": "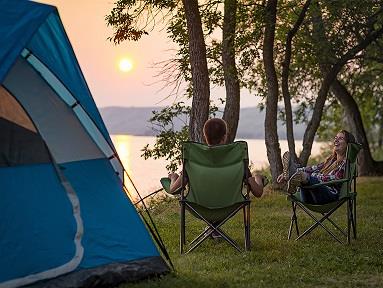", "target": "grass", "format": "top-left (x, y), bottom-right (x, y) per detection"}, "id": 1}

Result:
top-left (122, 177), bottom-right (383, 288)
